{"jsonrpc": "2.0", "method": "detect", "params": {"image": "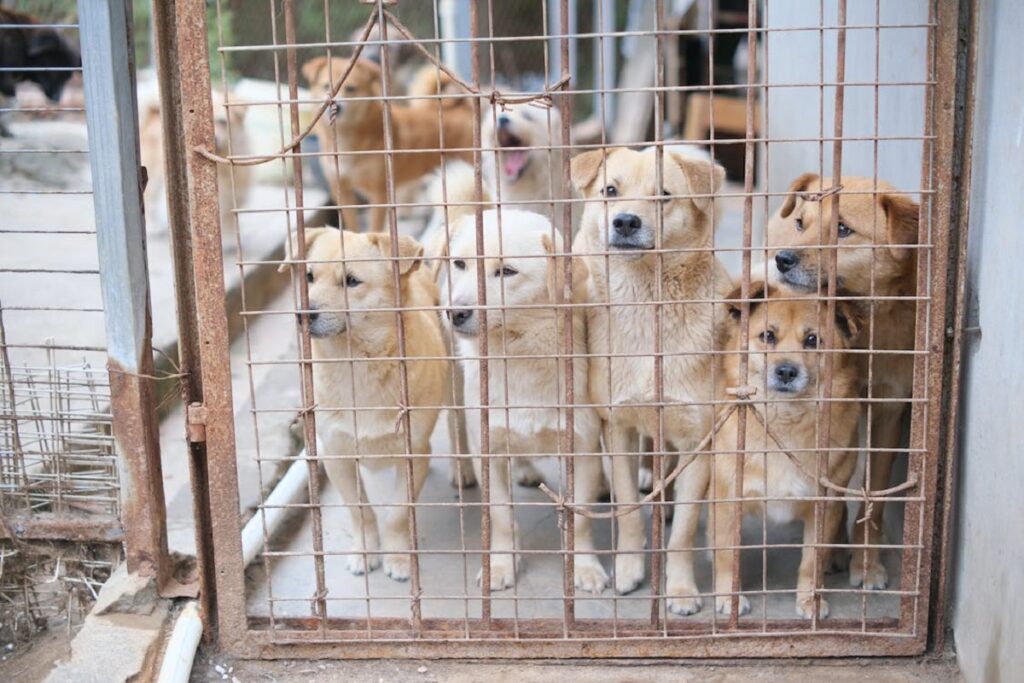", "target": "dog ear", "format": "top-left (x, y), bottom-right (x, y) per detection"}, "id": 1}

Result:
top-left (779, 172), bottom-right (821, 219)
top-left (669, 154), bottom-right (725, 214)
top-left (279, 227), bottom-right (332, 273)
top-left (301, 57), bottom-right (328, 86)
top-left (570, 149), bottom-right (611, 194)
top-left (879, 193), bottom-right (919, 261)
top-left (834, 293), bottom-right (866, 340)
top-left (542, 233), bottom-right (589, 303)
top-left (725, 280), bottom-right (769, 321)
top-left (28, 31), bottom-right (62, 58)
top-left (366, 233), bottom-right (425, 276)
